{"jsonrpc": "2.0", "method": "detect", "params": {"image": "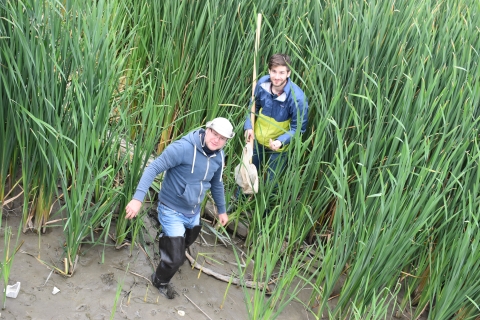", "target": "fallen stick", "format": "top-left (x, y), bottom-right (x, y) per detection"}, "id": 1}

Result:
top-left (183, 293), bottom-right (213, 320)
top-left (111, 266), bottom-right (152, 284)
top-left (185, 251), bottom-right (270, 293)
top-left (21, 248), bottom-right (72, 277)
top-left (42, 270), bottom-right (54, 286)
top-left (135, 242), bottom-right (156, 270)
